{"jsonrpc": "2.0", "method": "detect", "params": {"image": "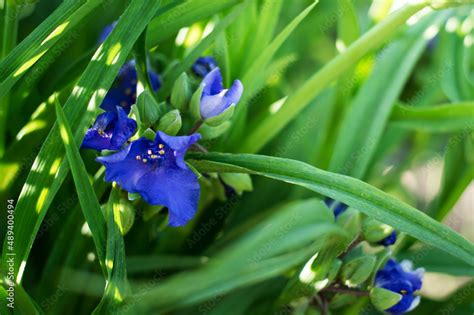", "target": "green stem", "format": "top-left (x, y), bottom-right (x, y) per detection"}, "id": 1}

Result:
top-left (0, 0), bottom-right (18, 157)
